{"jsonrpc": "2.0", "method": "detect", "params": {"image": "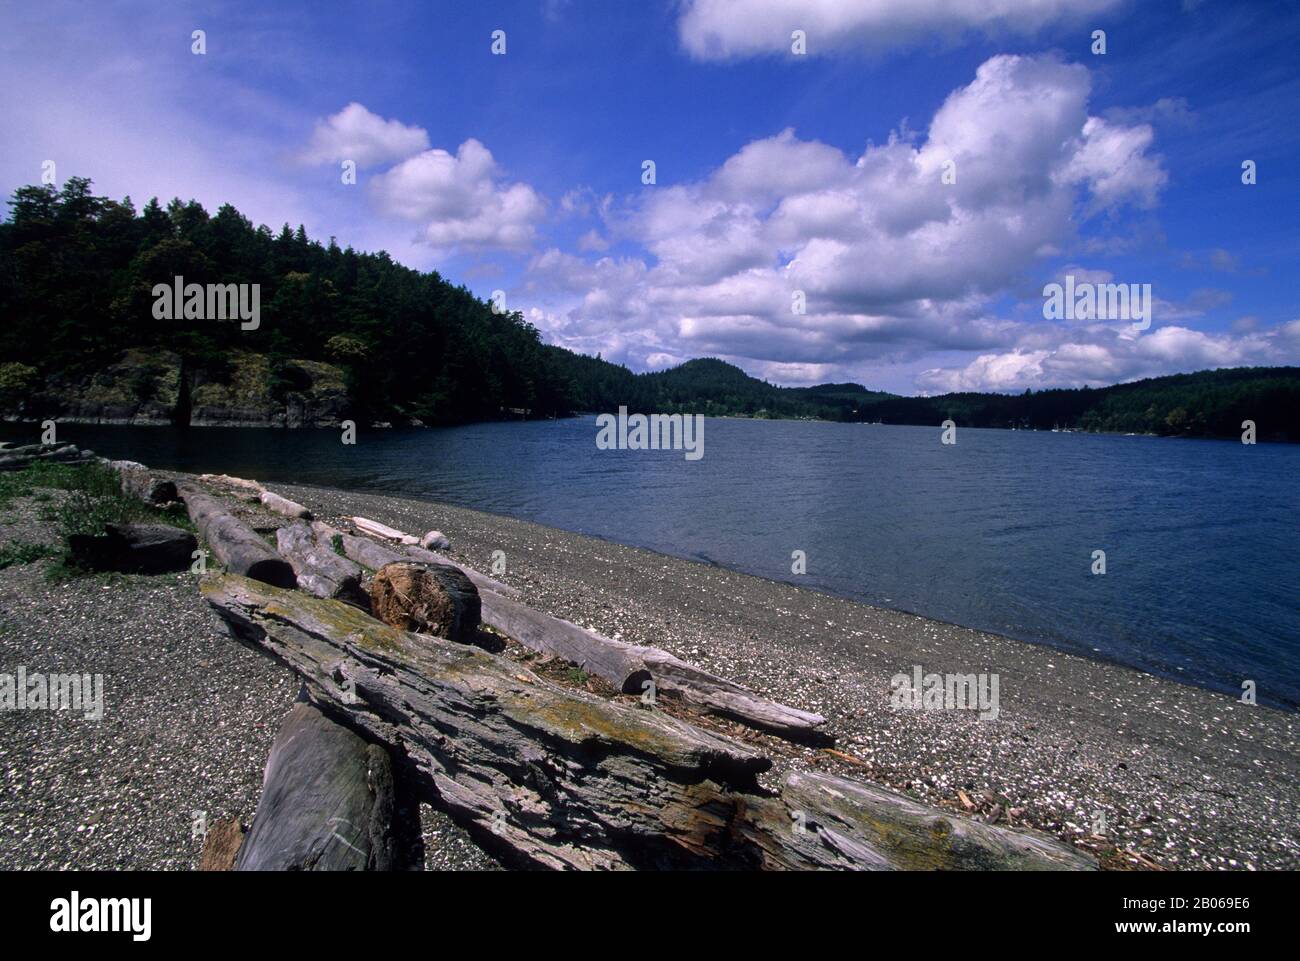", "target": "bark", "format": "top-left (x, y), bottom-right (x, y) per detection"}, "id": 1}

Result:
top-left (260, 489), bottom-right (312, 520)
top-left (178, 483), bottom-right (296, 587)
top-left (276, 522), bottom-right (369, 609)
top-left (202, 573), bottom-right (1094, 872)
top-left (234, 701), bottom-right (398, 871)
top-left (369, 561), bottom-right (481, 642)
